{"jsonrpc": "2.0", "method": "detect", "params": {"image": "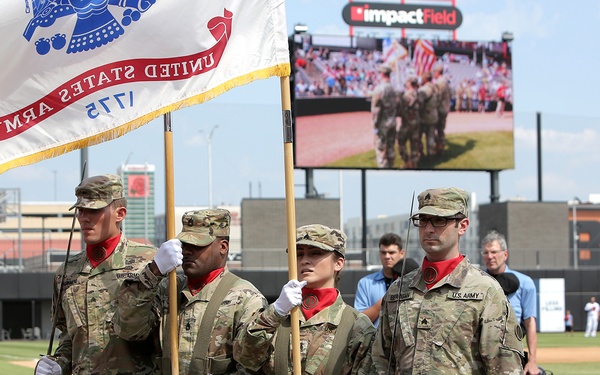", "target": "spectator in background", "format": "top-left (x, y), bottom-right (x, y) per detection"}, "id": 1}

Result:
top-left (495, 80), bottom-right (507, 117)
top-left (565, 309), bottom-right (574, 336)
top-left (354, 233), bottom-right (417, 327)
top-left (482, 230), bottom-right (540, 375)
top-left (478, 82), bottom-right (488, 112)
top-left (584, 297), bottom-right (600, 338)
top-left (295, 79), bottom-right (308, 97)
